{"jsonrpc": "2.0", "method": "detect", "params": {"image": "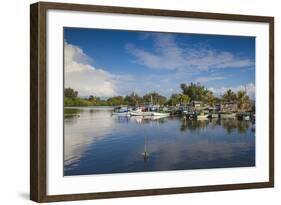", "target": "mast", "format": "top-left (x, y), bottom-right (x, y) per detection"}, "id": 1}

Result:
top-left (142, 135), bottom-right (149, 161)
